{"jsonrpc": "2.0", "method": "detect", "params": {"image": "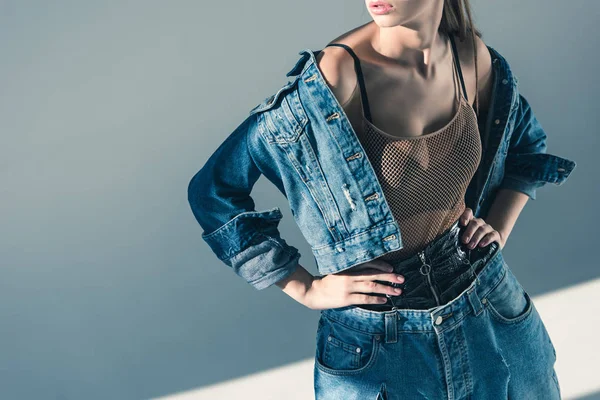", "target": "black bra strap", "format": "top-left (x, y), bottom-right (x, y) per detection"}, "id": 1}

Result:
top-left (324, 43), bottom-right (373, 122)
top-left (325, 37), bottom-right (468, 121)
top-left (448, 34), bottom-right (469, 102)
